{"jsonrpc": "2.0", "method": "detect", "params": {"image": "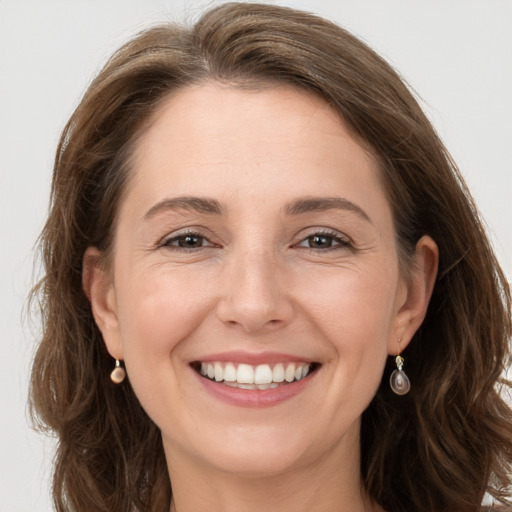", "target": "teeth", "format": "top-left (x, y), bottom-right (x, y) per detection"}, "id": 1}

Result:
top-left (272, 363), bottom-right (285, 382)
top-left (254, 364), bottom-right (273, 384)
top-left (214, 363), bottom-right (223, 381)
top-left (284, 364), bottom-right (296, 383)
top-left (237, 364), bottom-right (254, 384)
top-left (198, 361), bottom-right (313, 386)
top-left (257, 383), bottom-right (279, 390)
top-left (235, 383), bottom-right (255, 390)
top-left (223, 363), bottom-right (236, 382)
top-left (224, 382), bottom-right (280, 390)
